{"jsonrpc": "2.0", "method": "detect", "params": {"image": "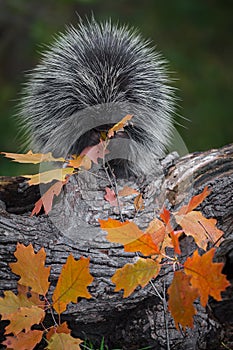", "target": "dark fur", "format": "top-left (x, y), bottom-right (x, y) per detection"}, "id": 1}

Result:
top-left (19, 18), bottom-right (176, 177)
